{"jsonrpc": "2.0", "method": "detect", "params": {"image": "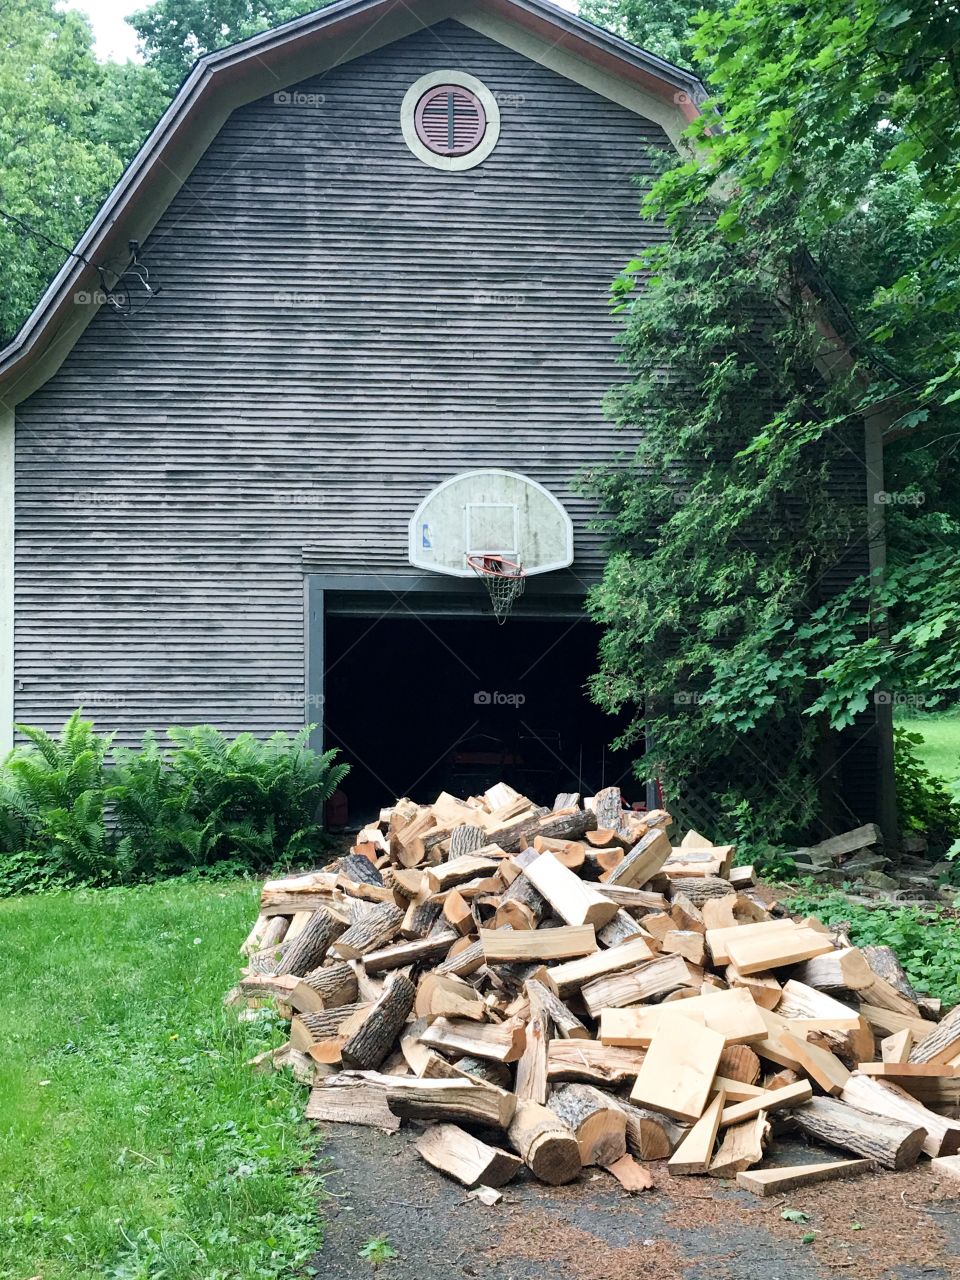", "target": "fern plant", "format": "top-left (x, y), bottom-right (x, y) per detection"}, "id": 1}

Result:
top-left (0, 711), bottom-right (116, 885)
